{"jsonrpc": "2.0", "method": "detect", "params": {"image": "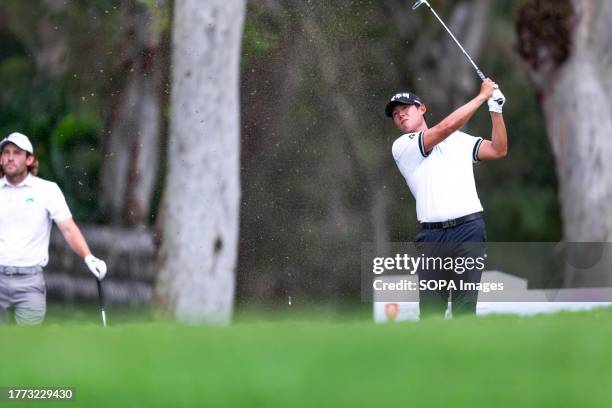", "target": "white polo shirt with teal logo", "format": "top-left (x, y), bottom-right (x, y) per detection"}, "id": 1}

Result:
top-left (392, 130), bottom-right (484, 223)
top-left (0, 174), bottom-right (72, 267)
